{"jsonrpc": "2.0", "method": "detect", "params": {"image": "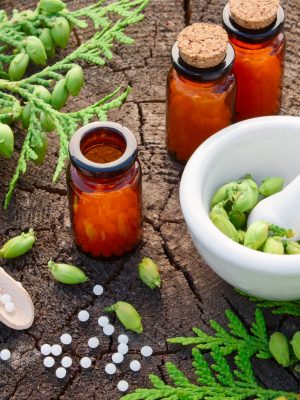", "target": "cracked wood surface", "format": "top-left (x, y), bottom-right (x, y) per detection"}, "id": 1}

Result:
top-left (0, 0), bottom-right (300, 399)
